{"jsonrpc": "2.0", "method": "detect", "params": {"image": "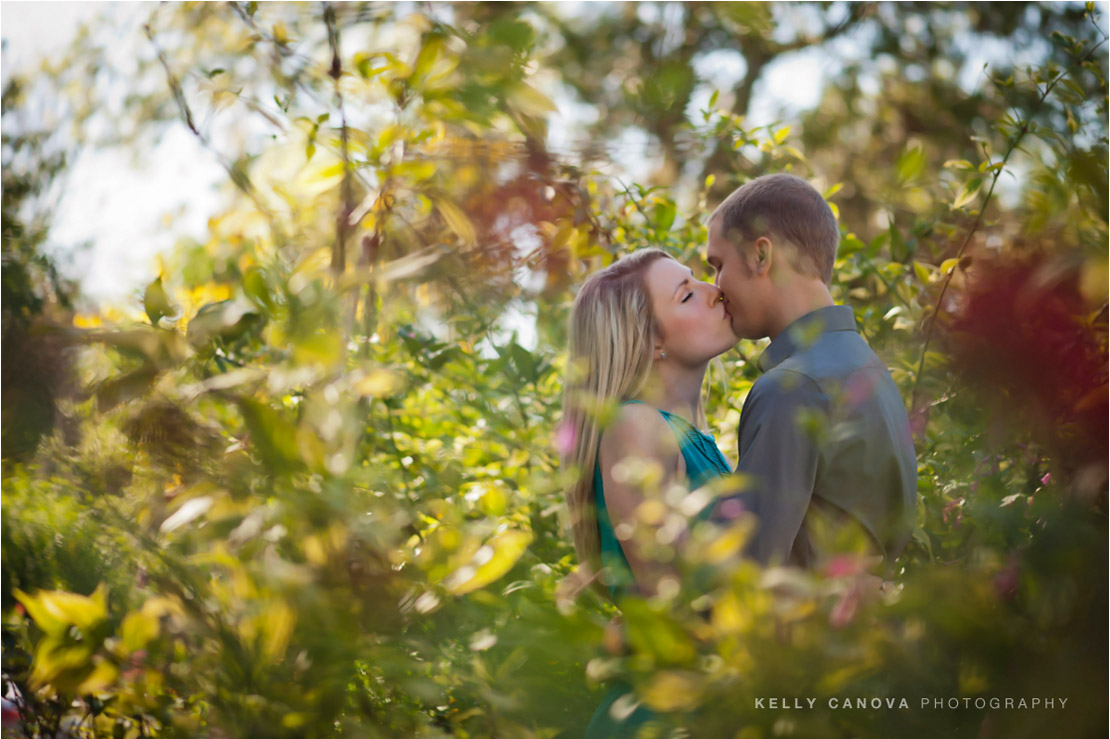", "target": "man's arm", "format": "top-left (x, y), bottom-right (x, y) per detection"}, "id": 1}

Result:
top-left (710, 370), bottom-right (829, 565)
